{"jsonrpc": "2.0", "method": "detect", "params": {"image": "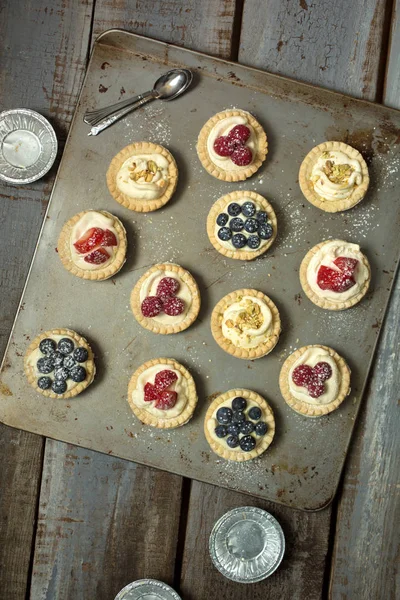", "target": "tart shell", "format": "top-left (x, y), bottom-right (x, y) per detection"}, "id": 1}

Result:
top-left (279, 345), bottom-right (351, 417)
